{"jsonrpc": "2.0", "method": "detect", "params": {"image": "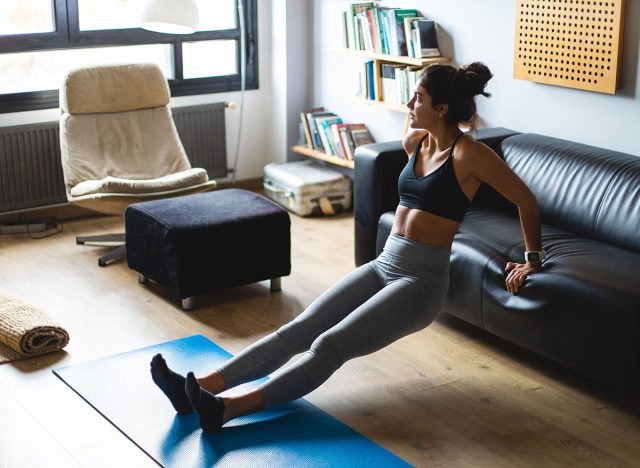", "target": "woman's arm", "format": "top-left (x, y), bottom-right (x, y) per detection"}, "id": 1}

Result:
top-left (461, 141), bottom-right (543, 295)
top-left (402, 128), bottom-right (428, 158)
